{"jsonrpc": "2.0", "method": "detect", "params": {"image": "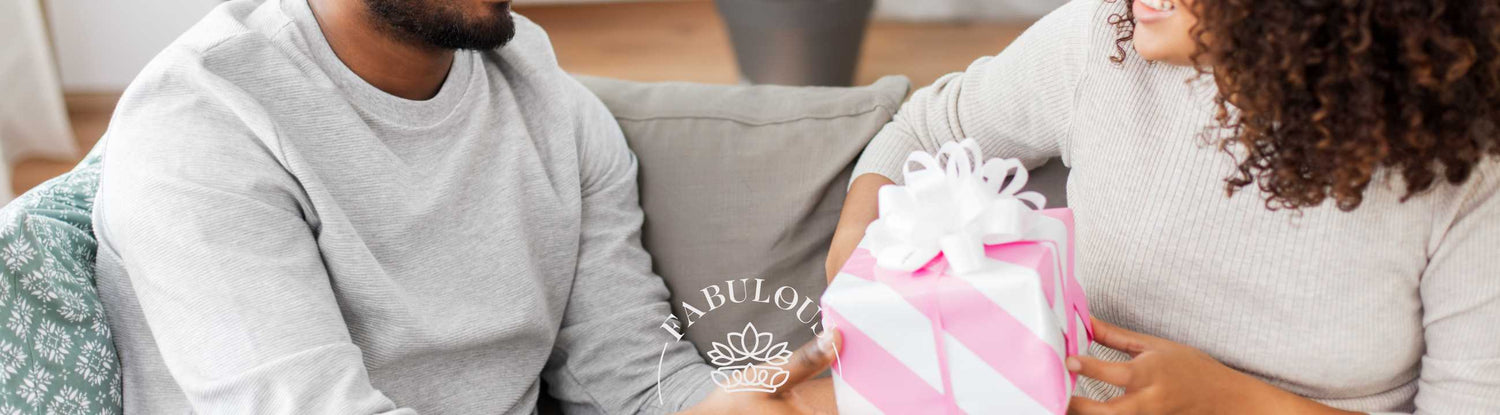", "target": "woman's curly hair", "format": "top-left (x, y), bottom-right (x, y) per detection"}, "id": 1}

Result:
top-left (1109, 0), bottom-right (1500, 210)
